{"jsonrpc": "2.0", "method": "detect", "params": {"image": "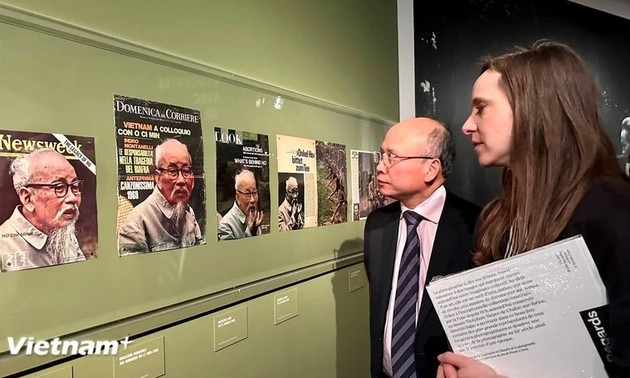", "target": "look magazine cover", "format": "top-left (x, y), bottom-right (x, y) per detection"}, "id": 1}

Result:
top-left (215, 127), bottom-right (270, 241)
